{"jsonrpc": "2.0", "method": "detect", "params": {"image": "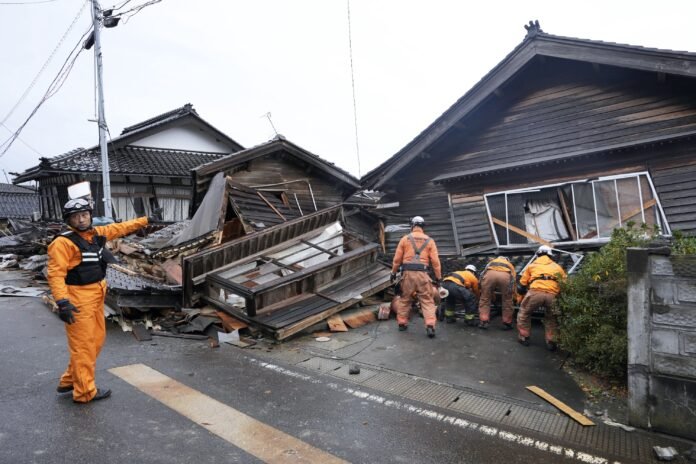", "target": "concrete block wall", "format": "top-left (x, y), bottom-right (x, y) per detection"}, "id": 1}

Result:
top-left (627, 248), bottom-right (696, 440)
